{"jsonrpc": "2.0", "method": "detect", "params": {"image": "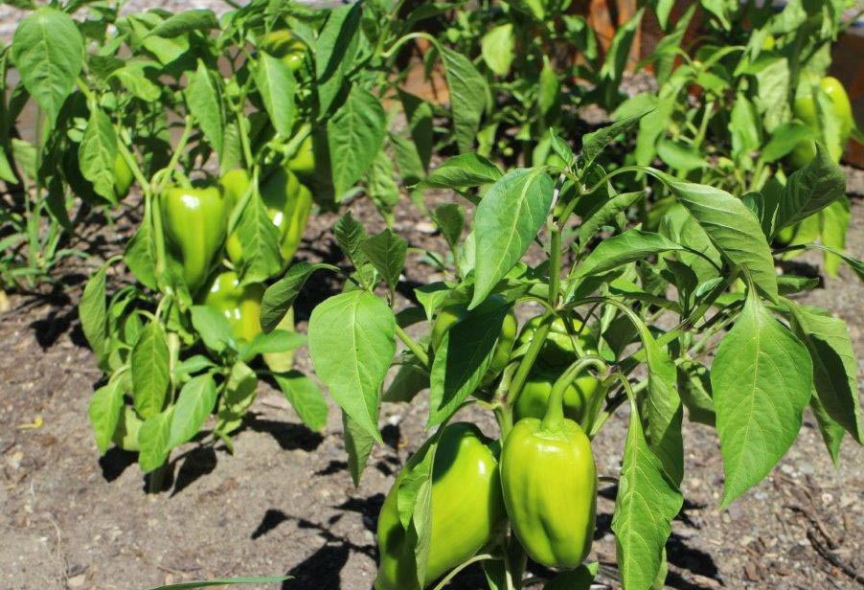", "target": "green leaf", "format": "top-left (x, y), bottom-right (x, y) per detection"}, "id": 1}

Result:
top-left (234, 192), bottom-right (283, 282)
top-left (260, 262), bottom-right (326, 333)
top-left (88, 379), bottom-right (124, 455)
top-left (274, 370), bottom-right (329, 432)
top-left (79, 107), bottom-right (118, 202)
top-left (255, 53), bottom-right (296, 138)
top-left (442, 47), bottom-right (490, 153)
top-left (656, 138), bottom-right (706, 172)
top-left (241, 330), bottom-right (306, 362)
top-left (124, 212), bottom-right (158, 290)
top-left (334, 212), bottom-right (368, 266)
top-left (11, 8), bottom-right (84, 124)
top-left (578, 109), bottom-right (652, 170)
top-left (418, 153), bottom-right (502, 190)
top-left (361, 229), bottom-right (407, 291)
top-left (327, 86), bottom-right (387, 199)
top-left (185, 59), bottom-right (224, 155)
top-left (168, 373), bottom-right (218, 448)
top-left (308, 291), bottom-right (396, 441)
top-left (775, 144), bottom-right (847, 230)
top-left (315, 3), bottom-right (362, 116)
top-left (131, 321), bottom-right (171, 419)
top-left (712, 291), bottom-right (813, 507)
top-left (612, 402), bottom-right (683, 590)
top-left (190, 305), bottom-right (234, 353)
top-left (79, 265), bottom-right (108, 364)
top-left (643, 332), bottom-right (683, 486)
top-left (142, 576), bottom-right (290, 590)
top-left (785, 301), bottom-right (862, 443)
top-left (428, 298), bottom-right (508, 425)
top-left (147, 9), bottom-right (218, 38)
top-left (481, 24), bottom-right (515, 76)
top-left (810, 395), bottom-right (845, 466)
top-left (575, 230), bottom-right (682, 278)
top-left (470, 168), bottom-right (554, 308)
top-left (730, 94), bottom-right (761, 161)
top-left (654, 172), bottom-right (778, 302)
top-left (538, 56), bottom-right (559, 117)
top-left (343, 411), bottom-right (375, 486)
top-left (138, 408), bottom-right (173, 473)
top-left (112, 64), bottom-right (161, 102)
top-left (599, 9), bottom-right (643, 85)
top-left (761, 122), bottom-right (815, 162)
top-left (578, 191), bottom-right (643, 247)
top-left (431, 203), bottom-right (465, 250)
